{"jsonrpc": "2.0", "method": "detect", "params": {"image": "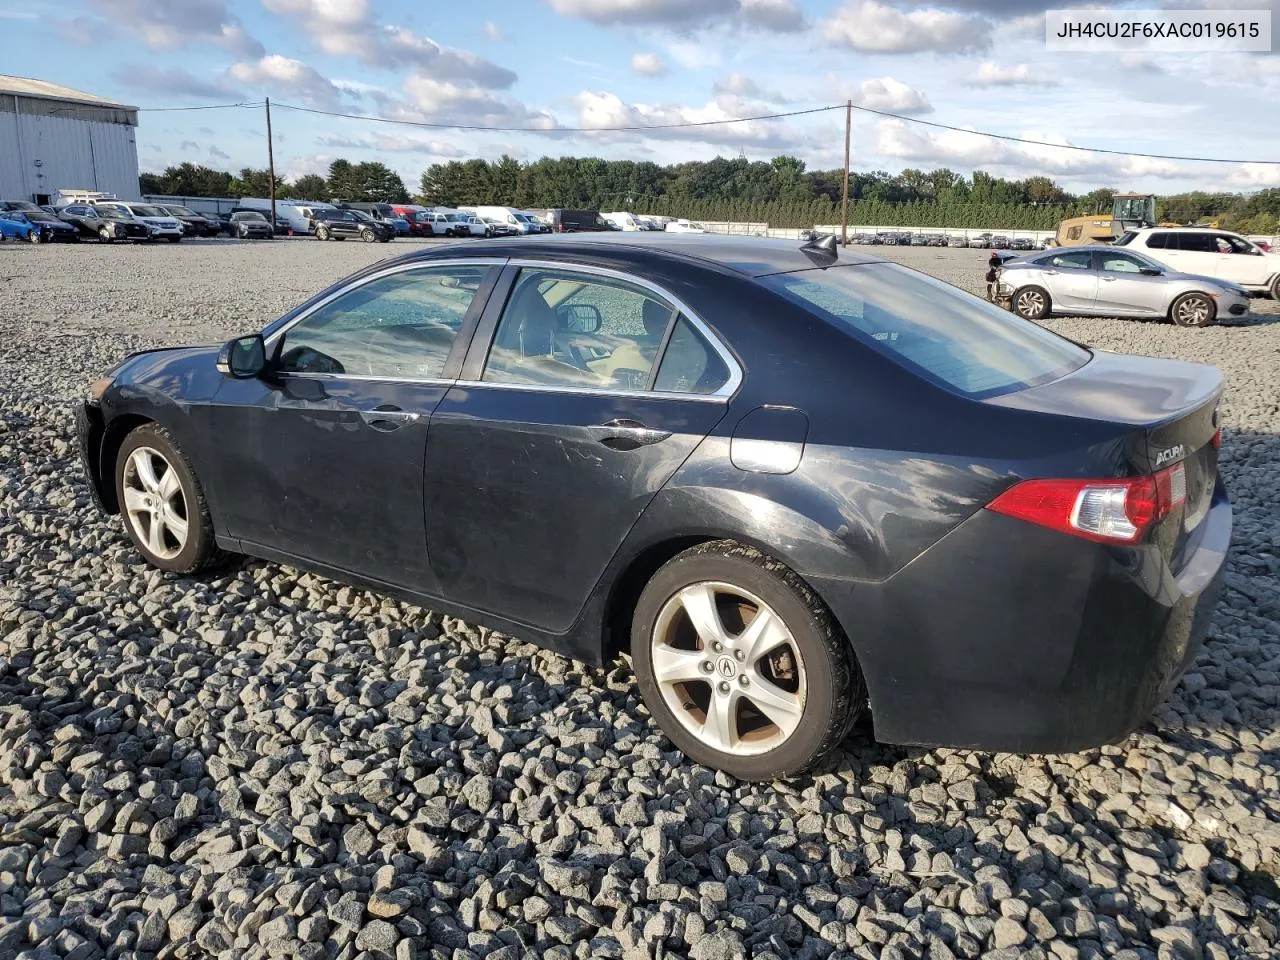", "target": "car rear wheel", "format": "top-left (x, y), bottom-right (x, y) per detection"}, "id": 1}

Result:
top-left (1270, 275), bottom-right (1280, 301)
top-left (631, 541), bottom-right (862, 780)
top-left (361, 229), bottom-right (375, 243)
top-left (98, 227), bottom-right (113, 243)
top-left (115, 424), bottom-right (226, 574)
top-left (1013, 286), bottom-right (1050, 320)
top-left (1171, 292), bottom-right (1216, 328)
top-left (315, 226), bottom-right (330, 241)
